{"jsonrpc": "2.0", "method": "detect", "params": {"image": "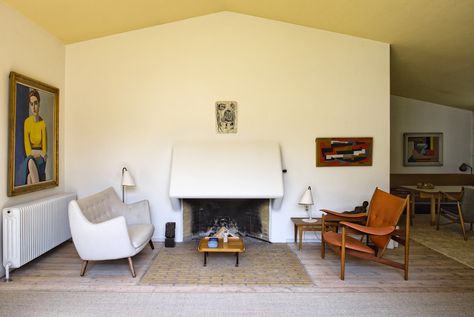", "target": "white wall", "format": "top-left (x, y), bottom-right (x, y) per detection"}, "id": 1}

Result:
top-left (65, 12), bottom-right (390, 242)
top-left (0, 2), bottom-right (65, 276)
top-left (391, 95), bottom-right (473, 173)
